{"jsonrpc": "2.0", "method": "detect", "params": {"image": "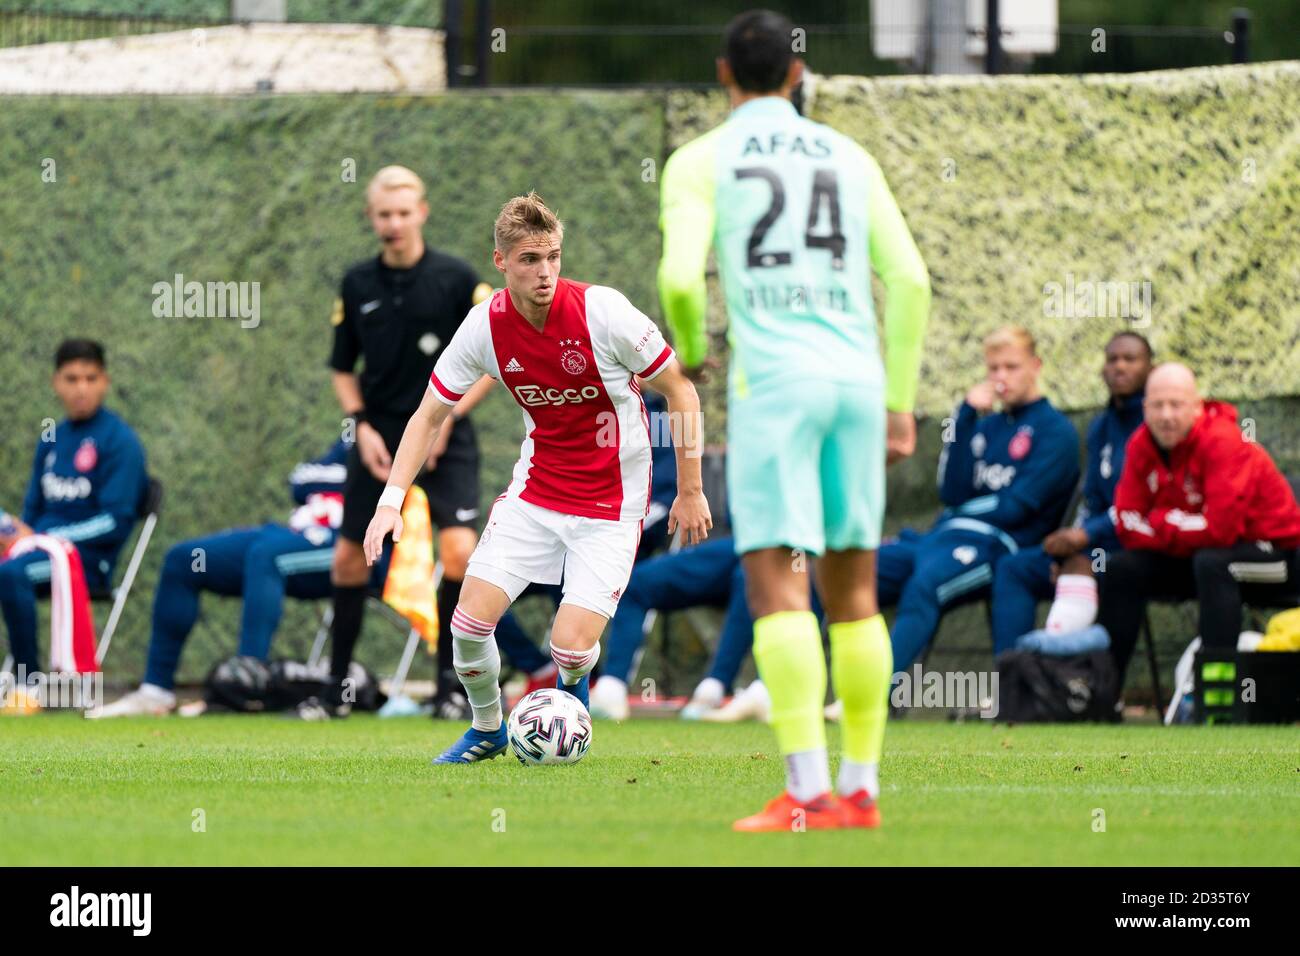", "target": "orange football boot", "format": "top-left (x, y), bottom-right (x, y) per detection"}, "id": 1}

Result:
top-left (732, 791), bottom-right (841, 832)
top-left (837, 789), bottom-right (882, 829)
